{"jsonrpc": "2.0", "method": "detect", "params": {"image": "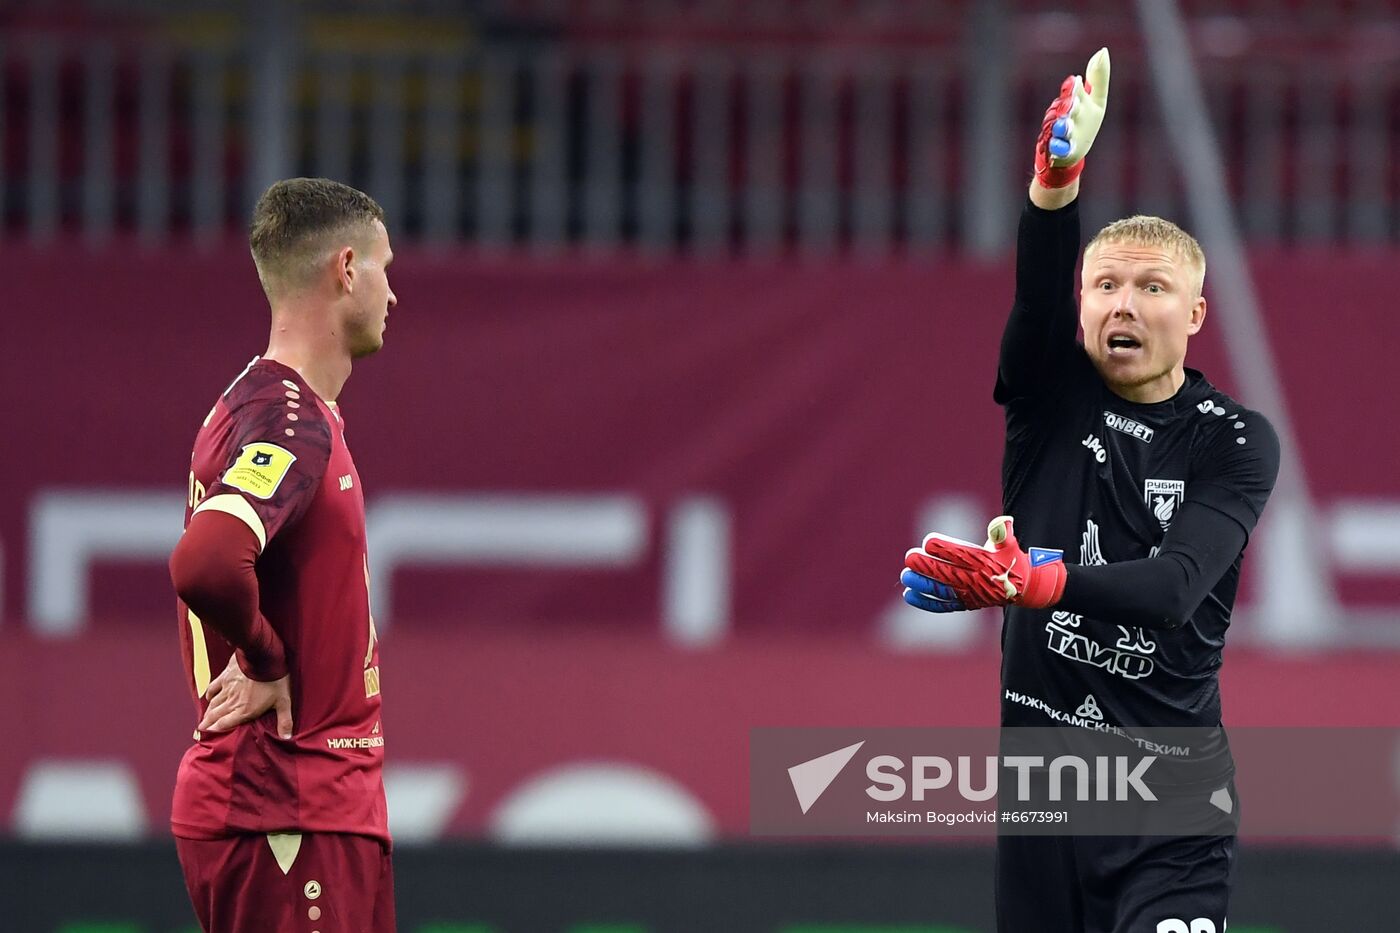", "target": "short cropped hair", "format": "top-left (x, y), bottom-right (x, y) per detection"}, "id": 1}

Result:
top-left (1085, 215), bottom-right (1206, 298)
top-left (249, 178), bottom-right (385, 298)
